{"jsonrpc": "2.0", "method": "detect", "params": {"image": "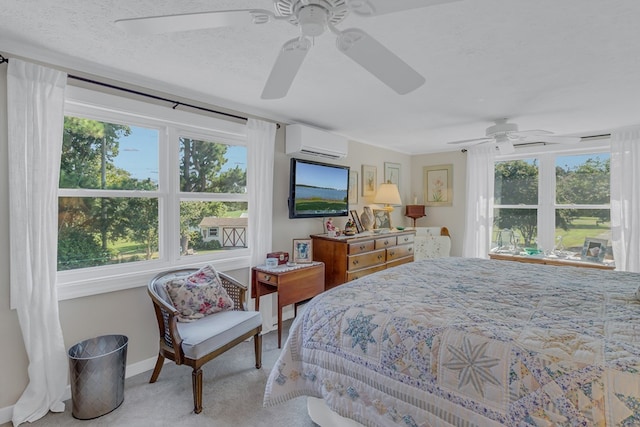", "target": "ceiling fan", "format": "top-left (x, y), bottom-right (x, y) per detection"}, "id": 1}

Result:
top-left (447, 118), bottom-right (582, 154)
top-left (115, 0), bottom-right (461, 99)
